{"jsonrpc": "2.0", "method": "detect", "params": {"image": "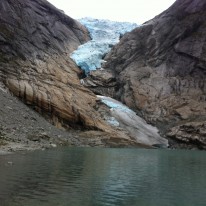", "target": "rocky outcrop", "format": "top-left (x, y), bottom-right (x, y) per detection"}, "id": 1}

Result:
top-left (81, 69), bottom-right (117, 97)
top-left (104, 0), bottom-right (206, 148)
top-left (167, 121), bottom-right (206, 149)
